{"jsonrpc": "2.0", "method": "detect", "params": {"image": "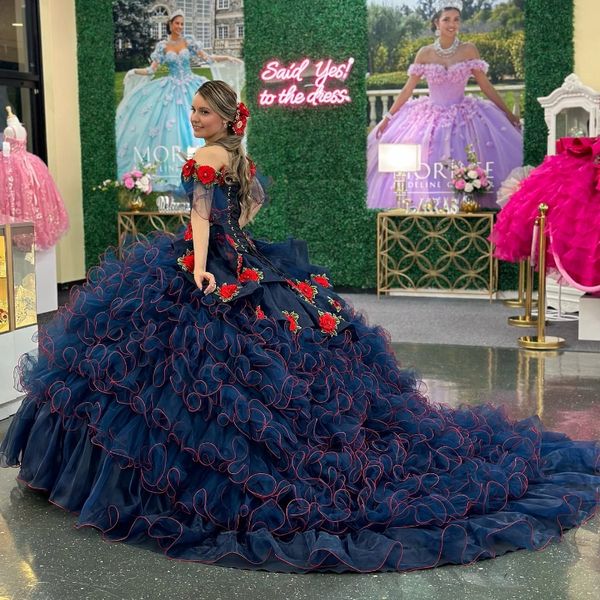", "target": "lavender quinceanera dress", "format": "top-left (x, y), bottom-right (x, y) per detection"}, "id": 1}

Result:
top-left (367, 59), bottom-right (523, 210)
